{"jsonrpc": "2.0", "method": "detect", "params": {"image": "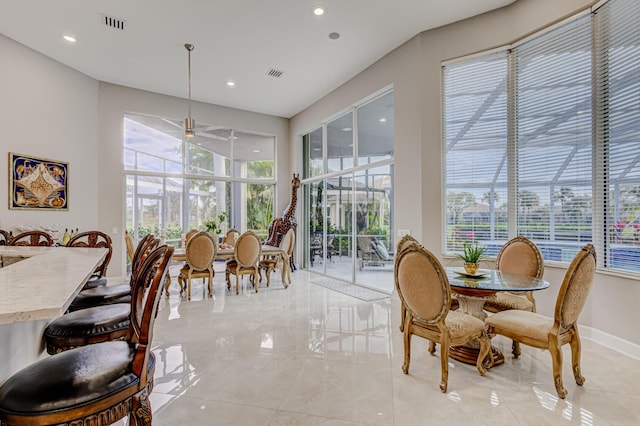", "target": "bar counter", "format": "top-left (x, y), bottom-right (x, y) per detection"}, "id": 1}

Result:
top-left (0, 246), bottom-right (107, 383)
